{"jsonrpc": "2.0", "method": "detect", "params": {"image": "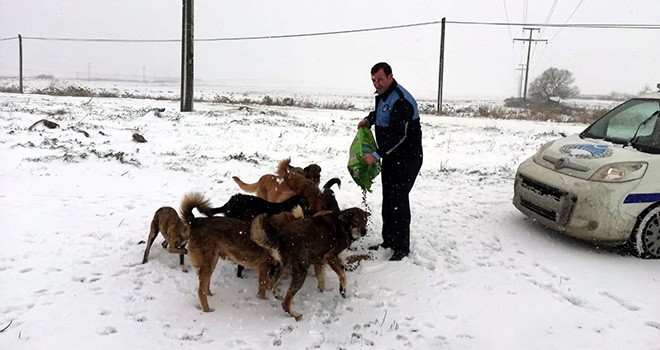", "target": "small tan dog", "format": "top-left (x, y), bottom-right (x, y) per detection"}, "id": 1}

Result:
top-left (141, 206), bottom-right (190, 271)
